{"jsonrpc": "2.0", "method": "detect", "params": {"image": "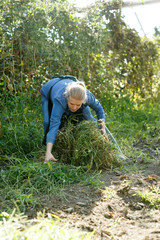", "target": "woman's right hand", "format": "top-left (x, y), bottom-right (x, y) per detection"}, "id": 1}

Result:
top-left (45, 152), bottom-right (58, 163)
top-left (45, 142), bottom-right (58, 163)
